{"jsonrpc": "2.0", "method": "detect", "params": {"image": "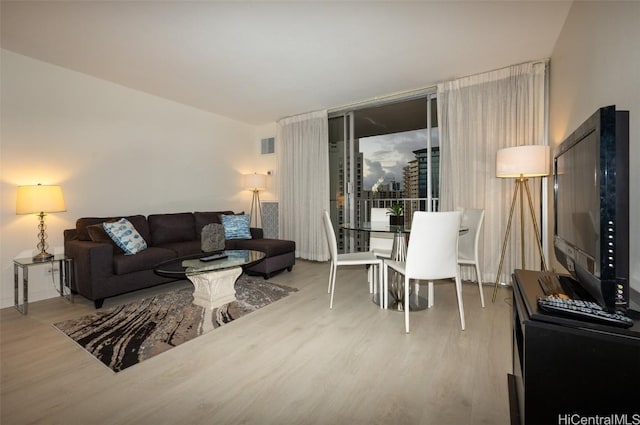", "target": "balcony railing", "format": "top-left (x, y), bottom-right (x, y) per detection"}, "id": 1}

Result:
top-left (334, 197), bottom-right (439, 253)
top-left (356, 197), bottom-right (440, 225)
